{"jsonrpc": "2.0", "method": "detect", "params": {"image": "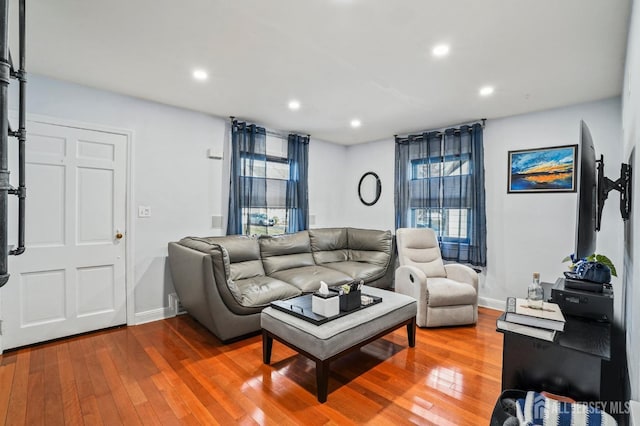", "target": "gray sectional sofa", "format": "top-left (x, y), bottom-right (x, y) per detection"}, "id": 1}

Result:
top-left (167, 227), bottom-right (395, 341)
